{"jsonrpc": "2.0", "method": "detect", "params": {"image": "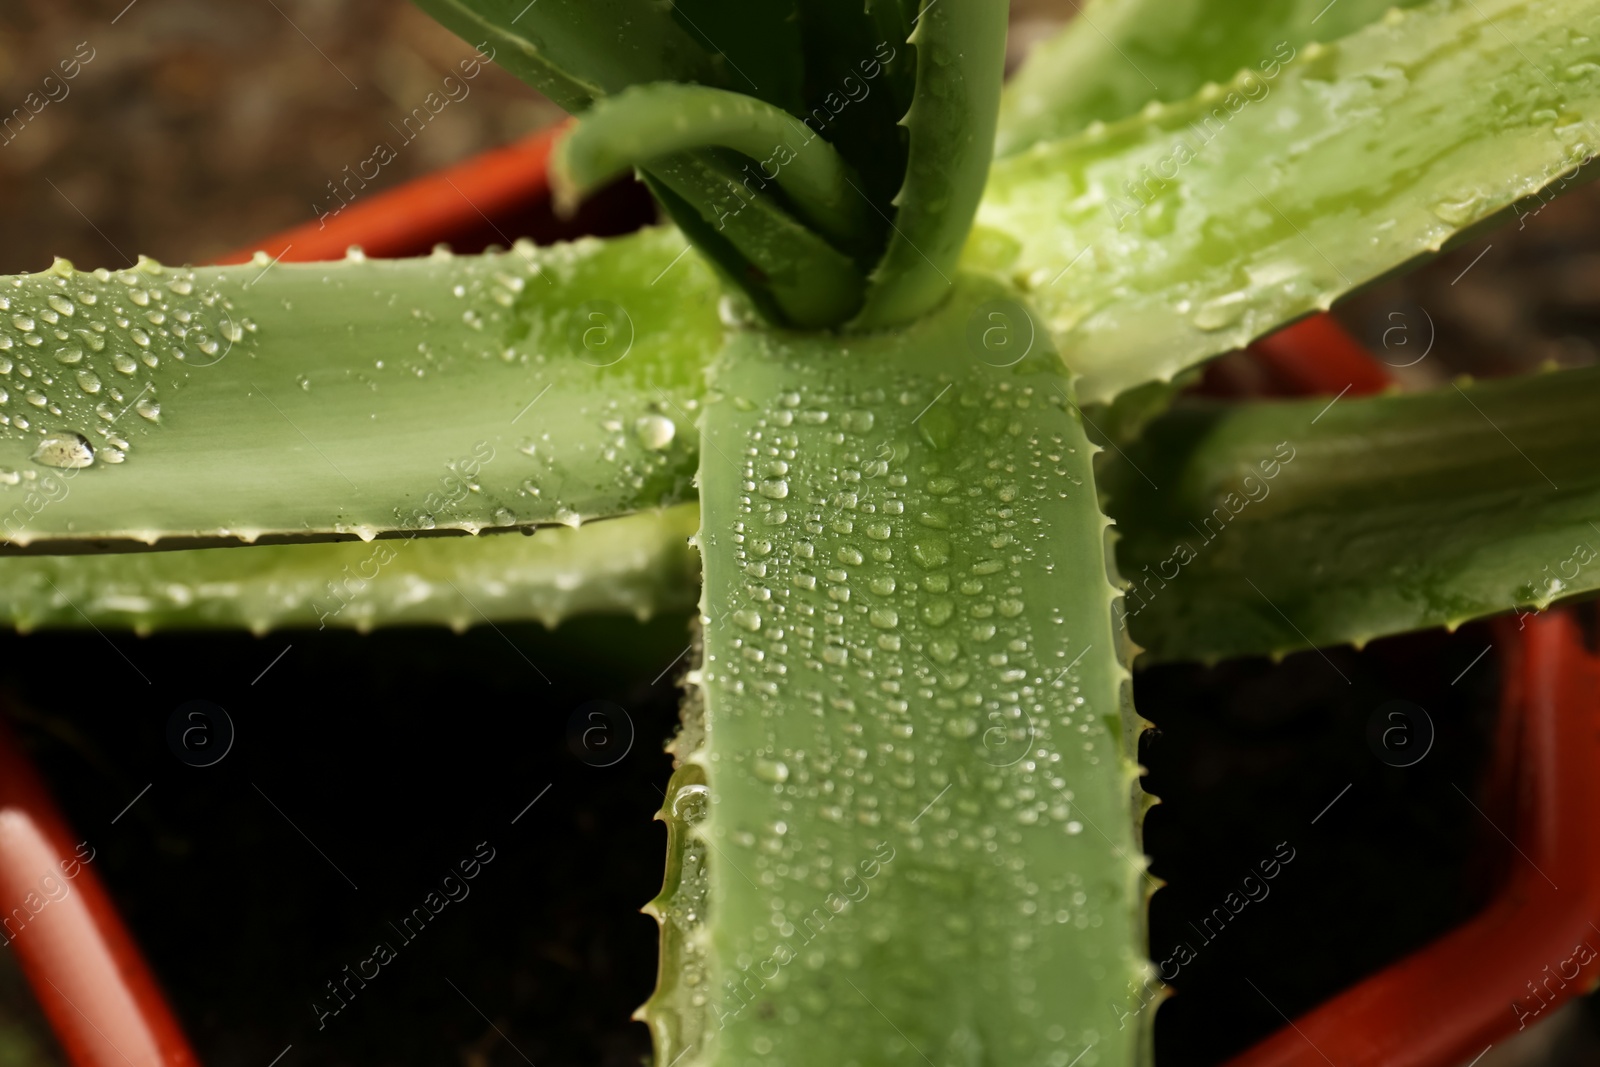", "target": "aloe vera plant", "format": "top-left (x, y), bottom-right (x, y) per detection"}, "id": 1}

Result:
top-left (6, 0), bottom-right (1600, 1063)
